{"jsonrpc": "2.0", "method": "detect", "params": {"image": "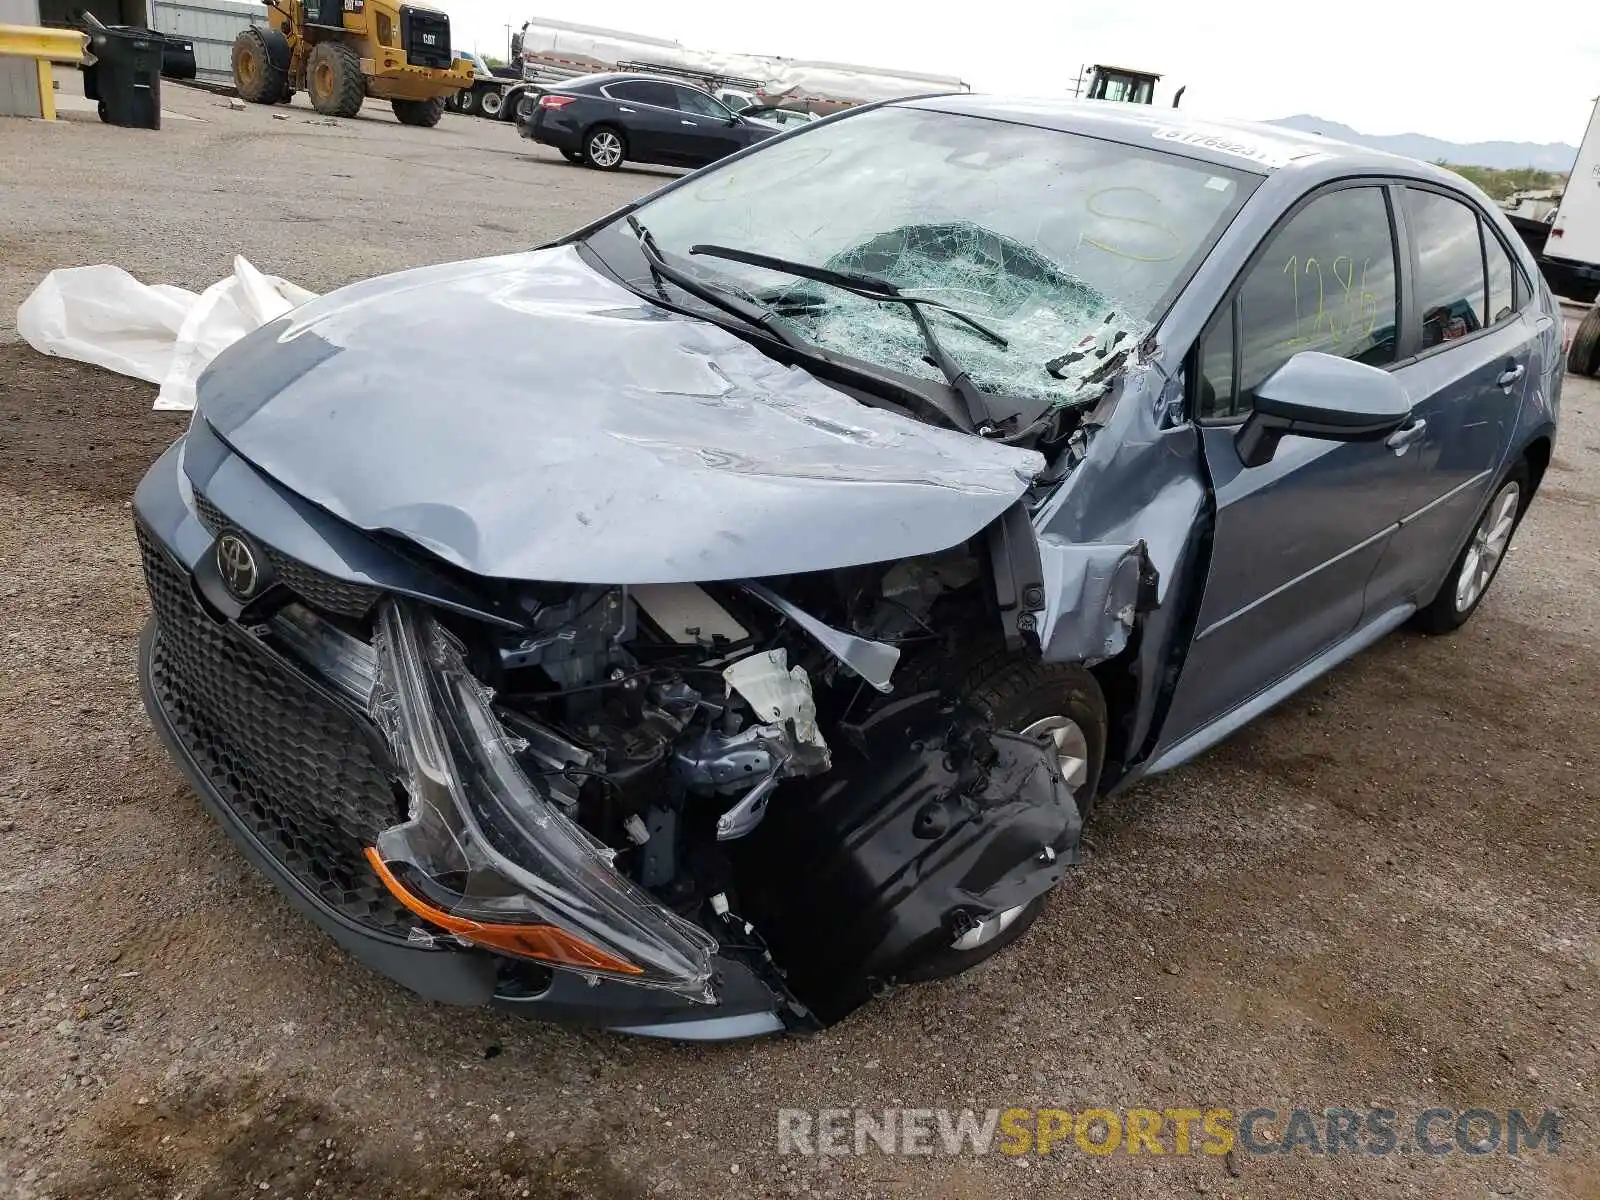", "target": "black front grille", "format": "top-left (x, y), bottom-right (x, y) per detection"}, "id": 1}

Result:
top-left (139, 529), bottom-right (414, 938)
top-left (192, 489), bottom-right (381, 620)
top-left (399, 6), bottom-right (452, 68)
